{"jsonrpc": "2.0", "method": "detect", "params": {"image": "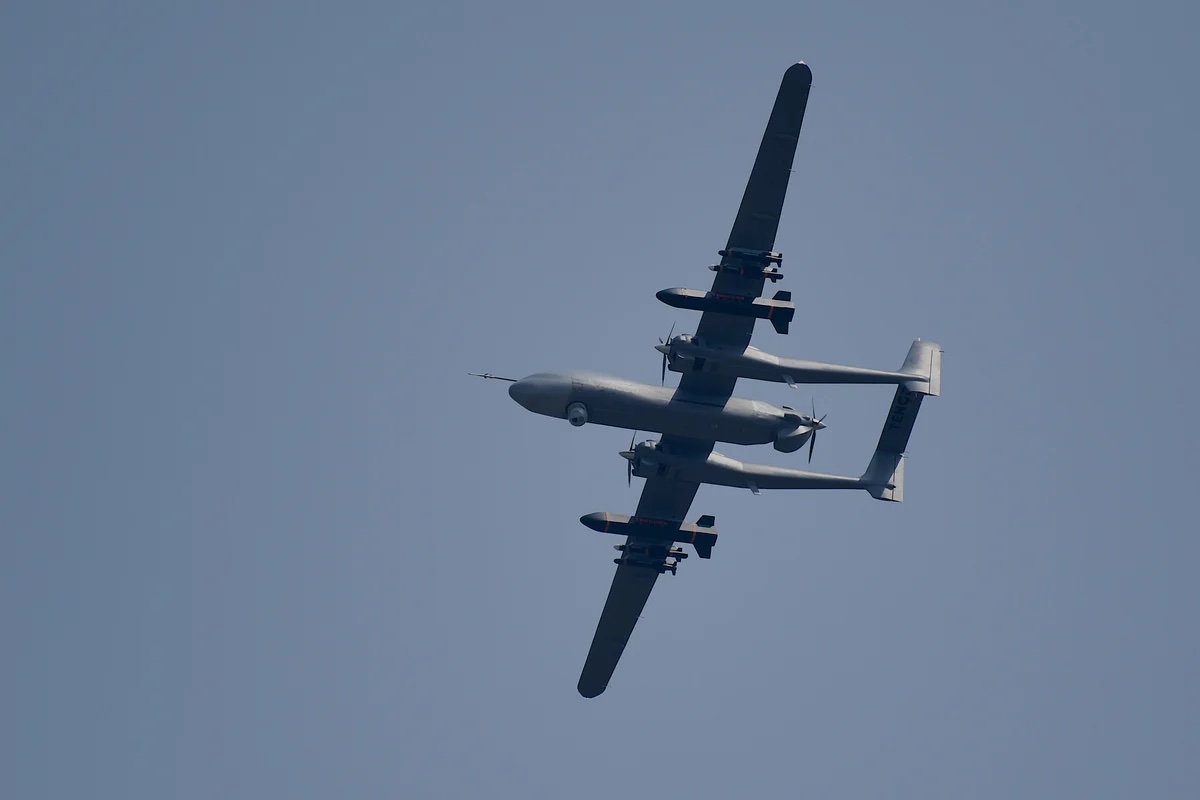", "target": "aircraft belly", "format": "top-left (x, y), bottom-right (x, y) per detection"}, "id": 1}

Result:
top-left (739, 464), bottom-right (861, 490)
top-left (586, 390), bottom-right (776, 445)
